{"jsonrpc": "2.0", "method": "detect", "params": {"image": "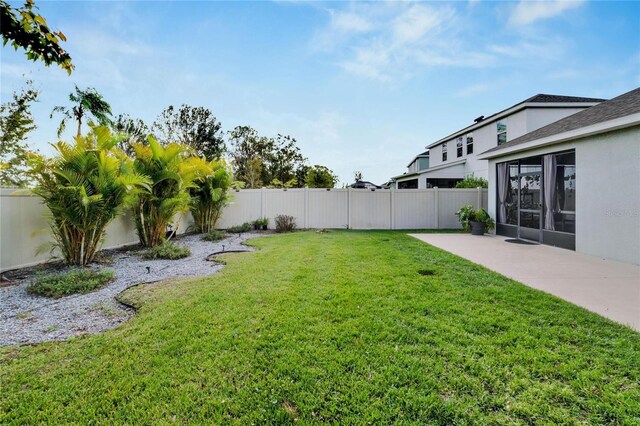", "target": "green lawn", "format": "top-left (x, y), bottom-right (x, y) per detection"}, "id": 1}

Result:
top-left (2, 231), bottom-right (639, 424)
